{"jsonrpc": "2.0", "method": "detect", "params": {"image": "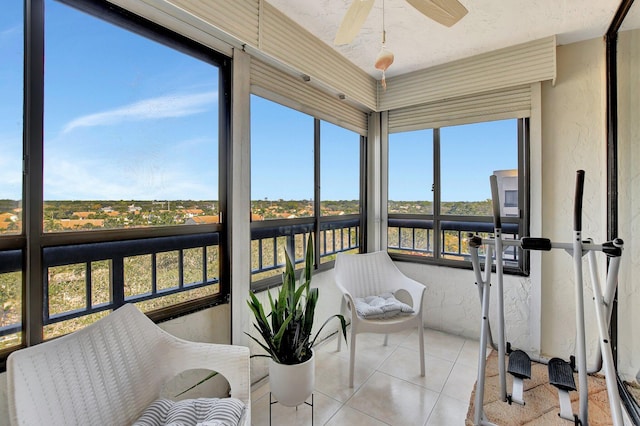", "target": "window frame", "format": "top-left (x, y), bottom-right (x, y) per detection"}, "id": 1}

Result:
top-left (387, 118), bottom-right (530, 275)
top-left (0, 0), bottom-right (233, 369)
top-left (249, 96), bottom-right (366, 291)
